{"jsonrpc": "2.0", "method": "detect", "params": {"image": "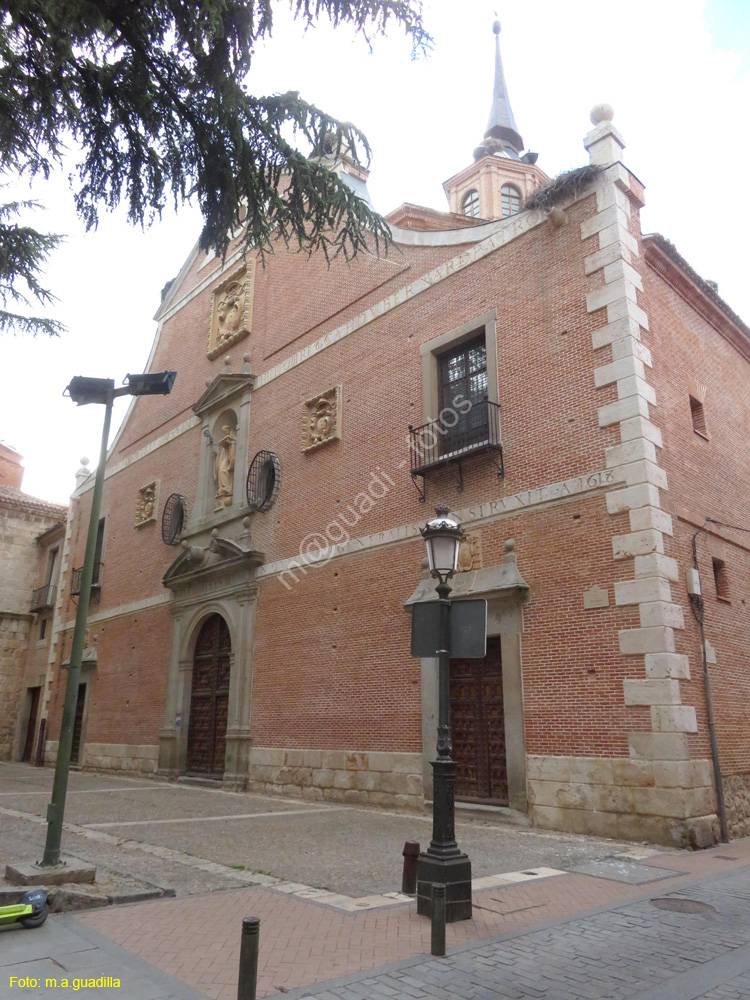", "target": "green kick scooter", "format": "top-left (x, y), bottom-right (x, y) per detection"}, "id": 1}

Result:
top-left (0, 889), bottom-right (49, 929)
